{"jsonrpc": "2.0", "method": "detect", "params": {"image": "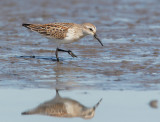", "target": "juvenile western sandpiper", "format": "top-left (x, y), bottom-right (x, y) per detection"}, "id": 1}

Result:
top-left (22, 22), bottom-right (103, 61)
top-left (22, 90), bottom-right (102, 119)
